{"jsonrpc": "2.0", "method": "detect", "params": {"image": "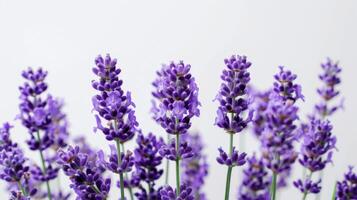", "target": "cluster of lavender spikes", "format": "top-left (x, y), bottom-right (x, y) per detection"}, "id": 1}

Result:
top-left (0, 54), bottom-right (355, 200)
